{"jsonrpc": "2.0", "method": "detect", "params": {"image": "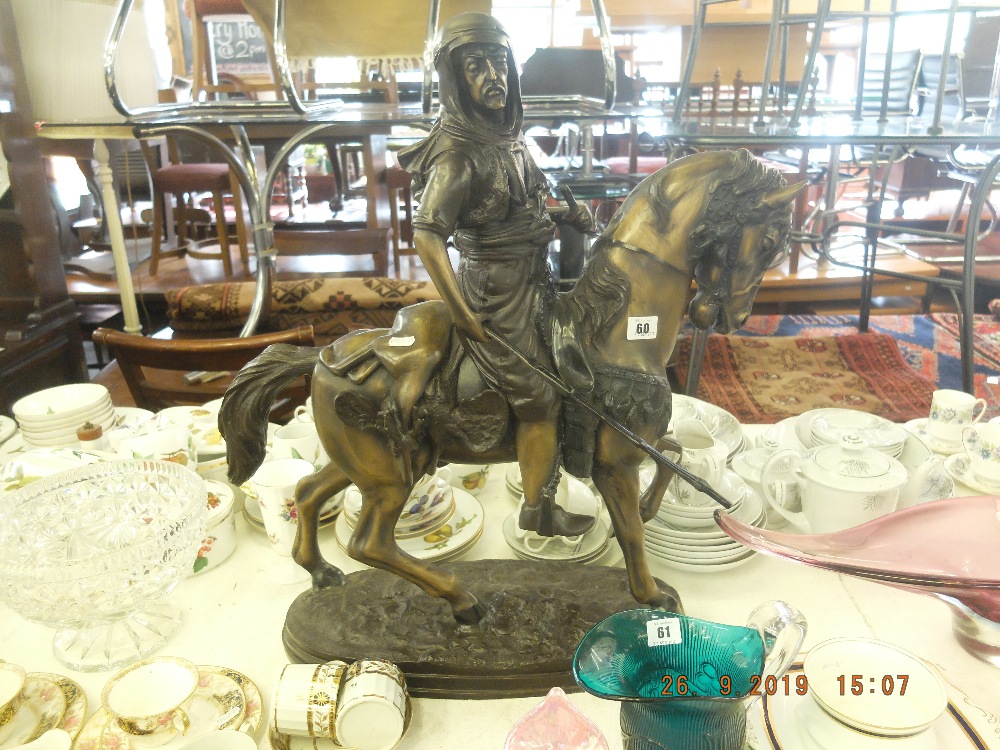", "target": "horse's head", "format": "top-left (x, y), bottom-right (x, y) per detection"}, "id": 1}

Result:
top-left (687, 162), bottom-right (806, 334)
